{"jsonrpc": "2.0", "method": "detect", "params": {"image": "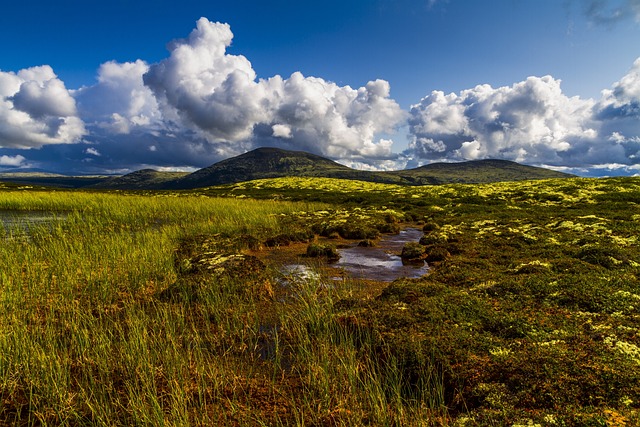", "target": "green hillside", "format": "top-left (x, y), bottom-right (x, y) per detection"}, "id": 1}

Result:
top-left (98, 147), bottom-right (573, 190)
top-left (1, 148), bottom-right (573, 190)
top-left (167, 147), bottom-right (407, 189)
top-left (0, 172), bottom-right (110, 188)
top-left (93, 169), bottom-right (189, 190)
top-left (386, 158), bottom-right (572, 184)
